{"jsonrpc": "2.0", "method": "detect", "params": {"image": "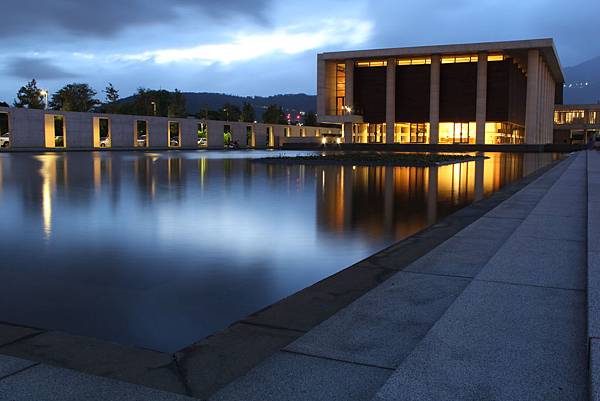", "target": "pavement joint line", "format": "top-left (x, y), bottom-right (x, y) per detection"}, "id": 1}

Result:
top-left (399, 270), bottom-right (475, 280)
top-left (171, 354), bottom-right (194, 397)
top-left (473, 277), bottom-right (586, 293)
top-left (0, 330), bottom-right (46, 349)
top-left (281, 349), bottom-right (396, 372)
top-left (238, 321), bottom-right (307, 334)
top-left (505, 235), bottom-right (586, 244)
top-left (0, 362), bottom-right (40, 382)
top-left (478, 215), bottom-right (525, 222)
